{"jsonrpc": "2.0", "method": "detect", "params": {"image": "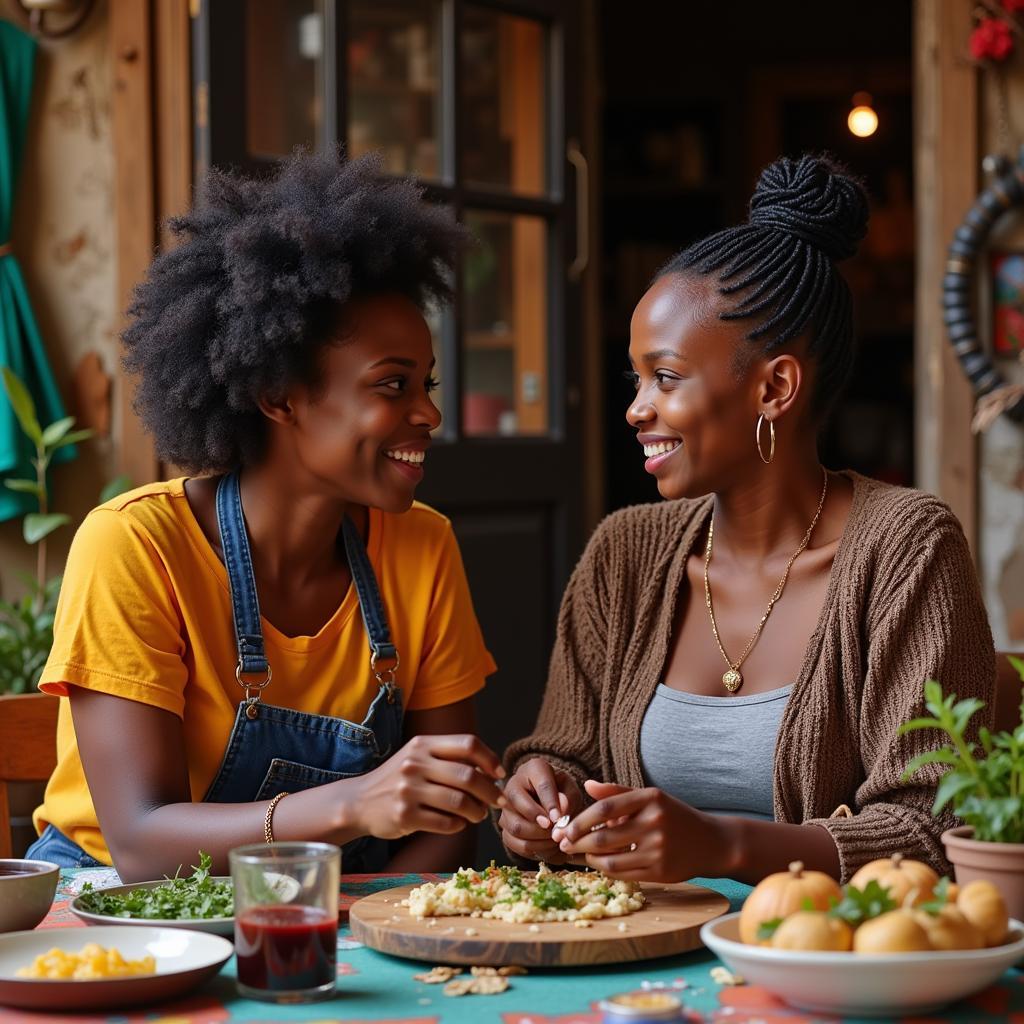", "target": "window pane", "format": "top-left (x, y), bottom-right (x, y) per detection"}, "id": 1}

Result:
top-left (246, 1), bottom-right (324, 158)
top-left (348, 0), bottom-right (443, 179)
top-left (461, 7), bottom-right (546, 194)
top-left (463, 211), bottom-right (548, 436)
